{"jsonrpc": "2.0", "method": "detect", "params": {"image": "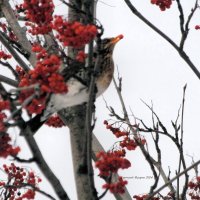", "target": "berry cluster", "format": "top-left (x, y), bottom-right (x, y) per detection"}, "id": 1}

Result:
top-left (0, 22), bottom-right (7, 32)
top-left (52, 16), bottom-right (97, 48)
top-left (100, 121), bottom-right (146, 193)
top-left (103, 176), bottom-right (128, 194)
top-left (195, 25), bottom-right (200, 30)
top-left (0, 51), bottom-right (12, 60)
top-left (0, 22), bottom-right (17, 41)
top-left (120, 136), bottom-right (138, 150)
top-left (45, 115), bottom-right (65, 128)
top-left (151, 0), bottom-right (172, 11)
top-left (95, 150), bottom-right (130, 194)
top-left (133, 194), bottom-right (159, 200)
top-left (23, 0), bottom-right (54, 35)
top-left (15, 4), bottom-right (24, 13)
top-left (133, 192), bottom-right (174, 200)
top-left (0, 132), bottom-right (20, 158)
top-left (104, 120), bottom-right (146, 151)
top-left (18, 44), bottom-right (68, 114)
top-left (0, 100), bottom-right (10, 111)
top-left (95, 150), bottom-right (130, 177)
top-left (16, 65), bottom-right (26, 79)
top-left (0, 163), bottom-right (42, 200)
top-left (0, 112), bottom-right (7, 132)
top-left (188, 176), bottom-right (200, 199)
top-left (76, 51), bottom-right (87, 62)
top-left (0, 100), bottom-right (10, 132)
top-left (104, 120), bottom-right (128, 138)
